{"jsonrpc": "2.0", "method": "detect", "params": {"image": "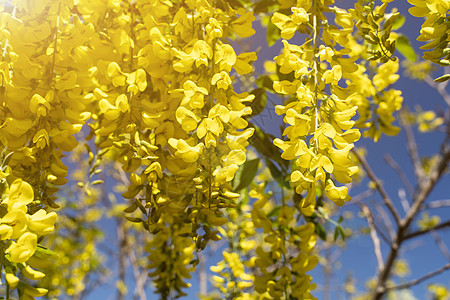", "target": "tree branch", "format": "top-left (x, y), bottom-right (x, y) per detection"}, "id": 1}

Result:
top-left (404, 219), bottom-right (450, 240)
top-left (424, 75), bottom-right (450, 107)
top-left (372, 143), bottom-right (450, 300)
top-left (352, 150), bottom-right (401, 225)
top-left (384, 154), bottom-right (414, 197)
top-left (431, 231), bottom-right (450, 261)
top-left (423, 199), bottom-right (450, 209)
top-left (385, 263), bottom-right (450, 291)
top-left (400, 110), bottom-right (424, 182)
top-left (361, 205), bottom-right (384, 273)
top-left (402, 144), bottom-right (450, 231)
